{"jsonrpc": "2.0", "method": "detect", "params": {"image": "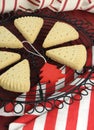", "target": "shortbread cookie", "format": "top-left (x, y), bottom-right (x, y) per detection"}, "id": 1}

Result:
top-left (14, 16), bottom-right (44, 43)
top-left (0, 59), bottom-right (30, 92)
top-left (0, 51), bottom-right (21, 69)
top-left (43, 22), bottom-right (79, 48)
top-left (46, 44), bottom-right (87, 70)
top-left (0, 26), bottom-right (23, 48)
